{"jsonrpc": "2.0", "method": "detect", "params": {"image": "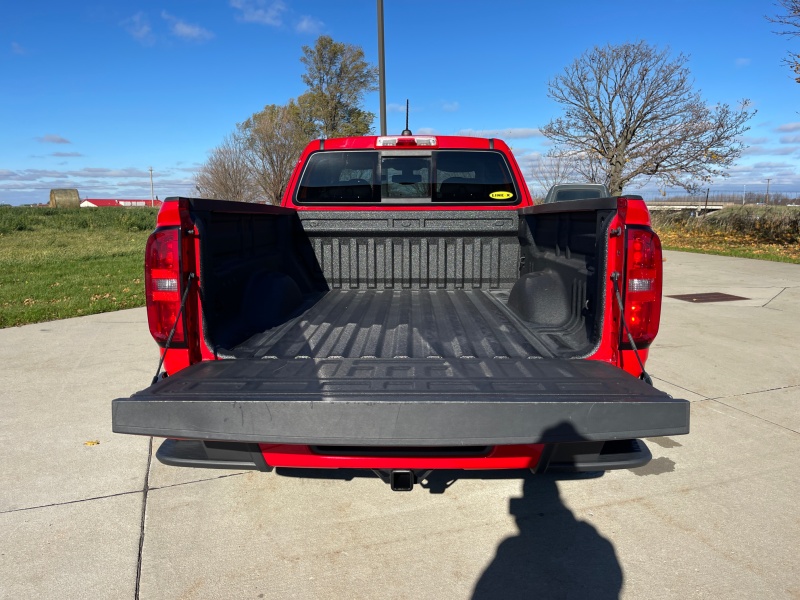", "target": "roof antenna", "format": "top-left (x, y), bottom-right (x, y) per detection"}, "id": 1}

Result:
top-left (401, 99), bottom-right (412, 136)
